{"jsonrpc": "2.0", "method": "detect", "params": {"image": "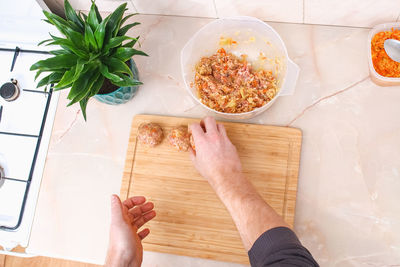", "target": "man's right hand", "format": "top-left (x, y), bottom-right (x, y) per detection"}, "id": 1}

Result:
top-left (189, 116), bottom-right (289, 251)
top-left (189, 116), bottom-right (243, 193)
